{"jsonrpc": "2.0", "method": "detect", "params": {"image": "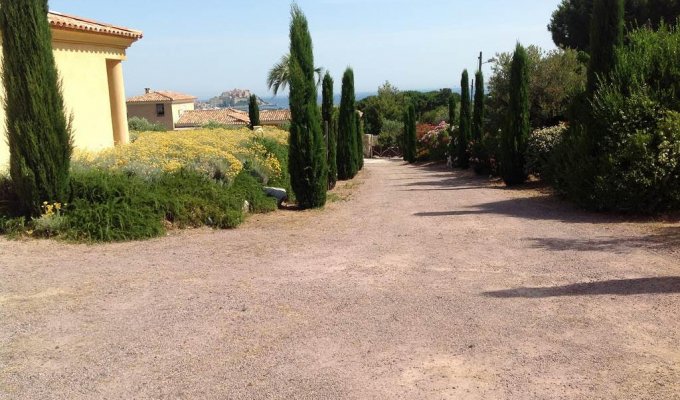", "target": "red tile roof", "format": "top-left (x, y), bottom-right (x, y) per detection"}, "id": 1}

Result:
top-left (176, 109), bottom-right (249, 128)
top-left (127, 90), bottom-right (198, 104)
top-left (176, 109), bottom-right (291, 128)
top-left (48, 11), bottom-right (143, 39)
